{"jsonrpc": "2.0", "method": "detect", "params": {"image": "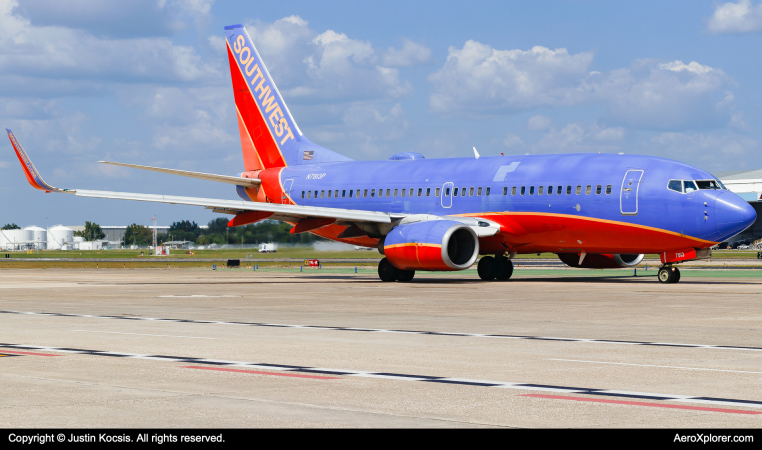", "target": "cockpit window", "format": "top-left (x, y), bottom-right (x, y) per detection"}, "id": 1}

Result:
top-left (696, 180), bottom-right (722, 190)
top-left (668, 180), bottom-right (682, 193)
top-left (715, 179), bottom-right (727, 190)
top-left (684, 180), bottom-right (697, 193)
